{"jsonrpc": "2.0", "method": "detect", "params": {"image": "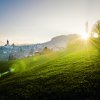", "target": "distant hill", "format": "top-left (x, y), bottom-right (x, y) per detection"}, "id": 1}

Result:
top-left (41, 34), bottom-right (79, 50)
